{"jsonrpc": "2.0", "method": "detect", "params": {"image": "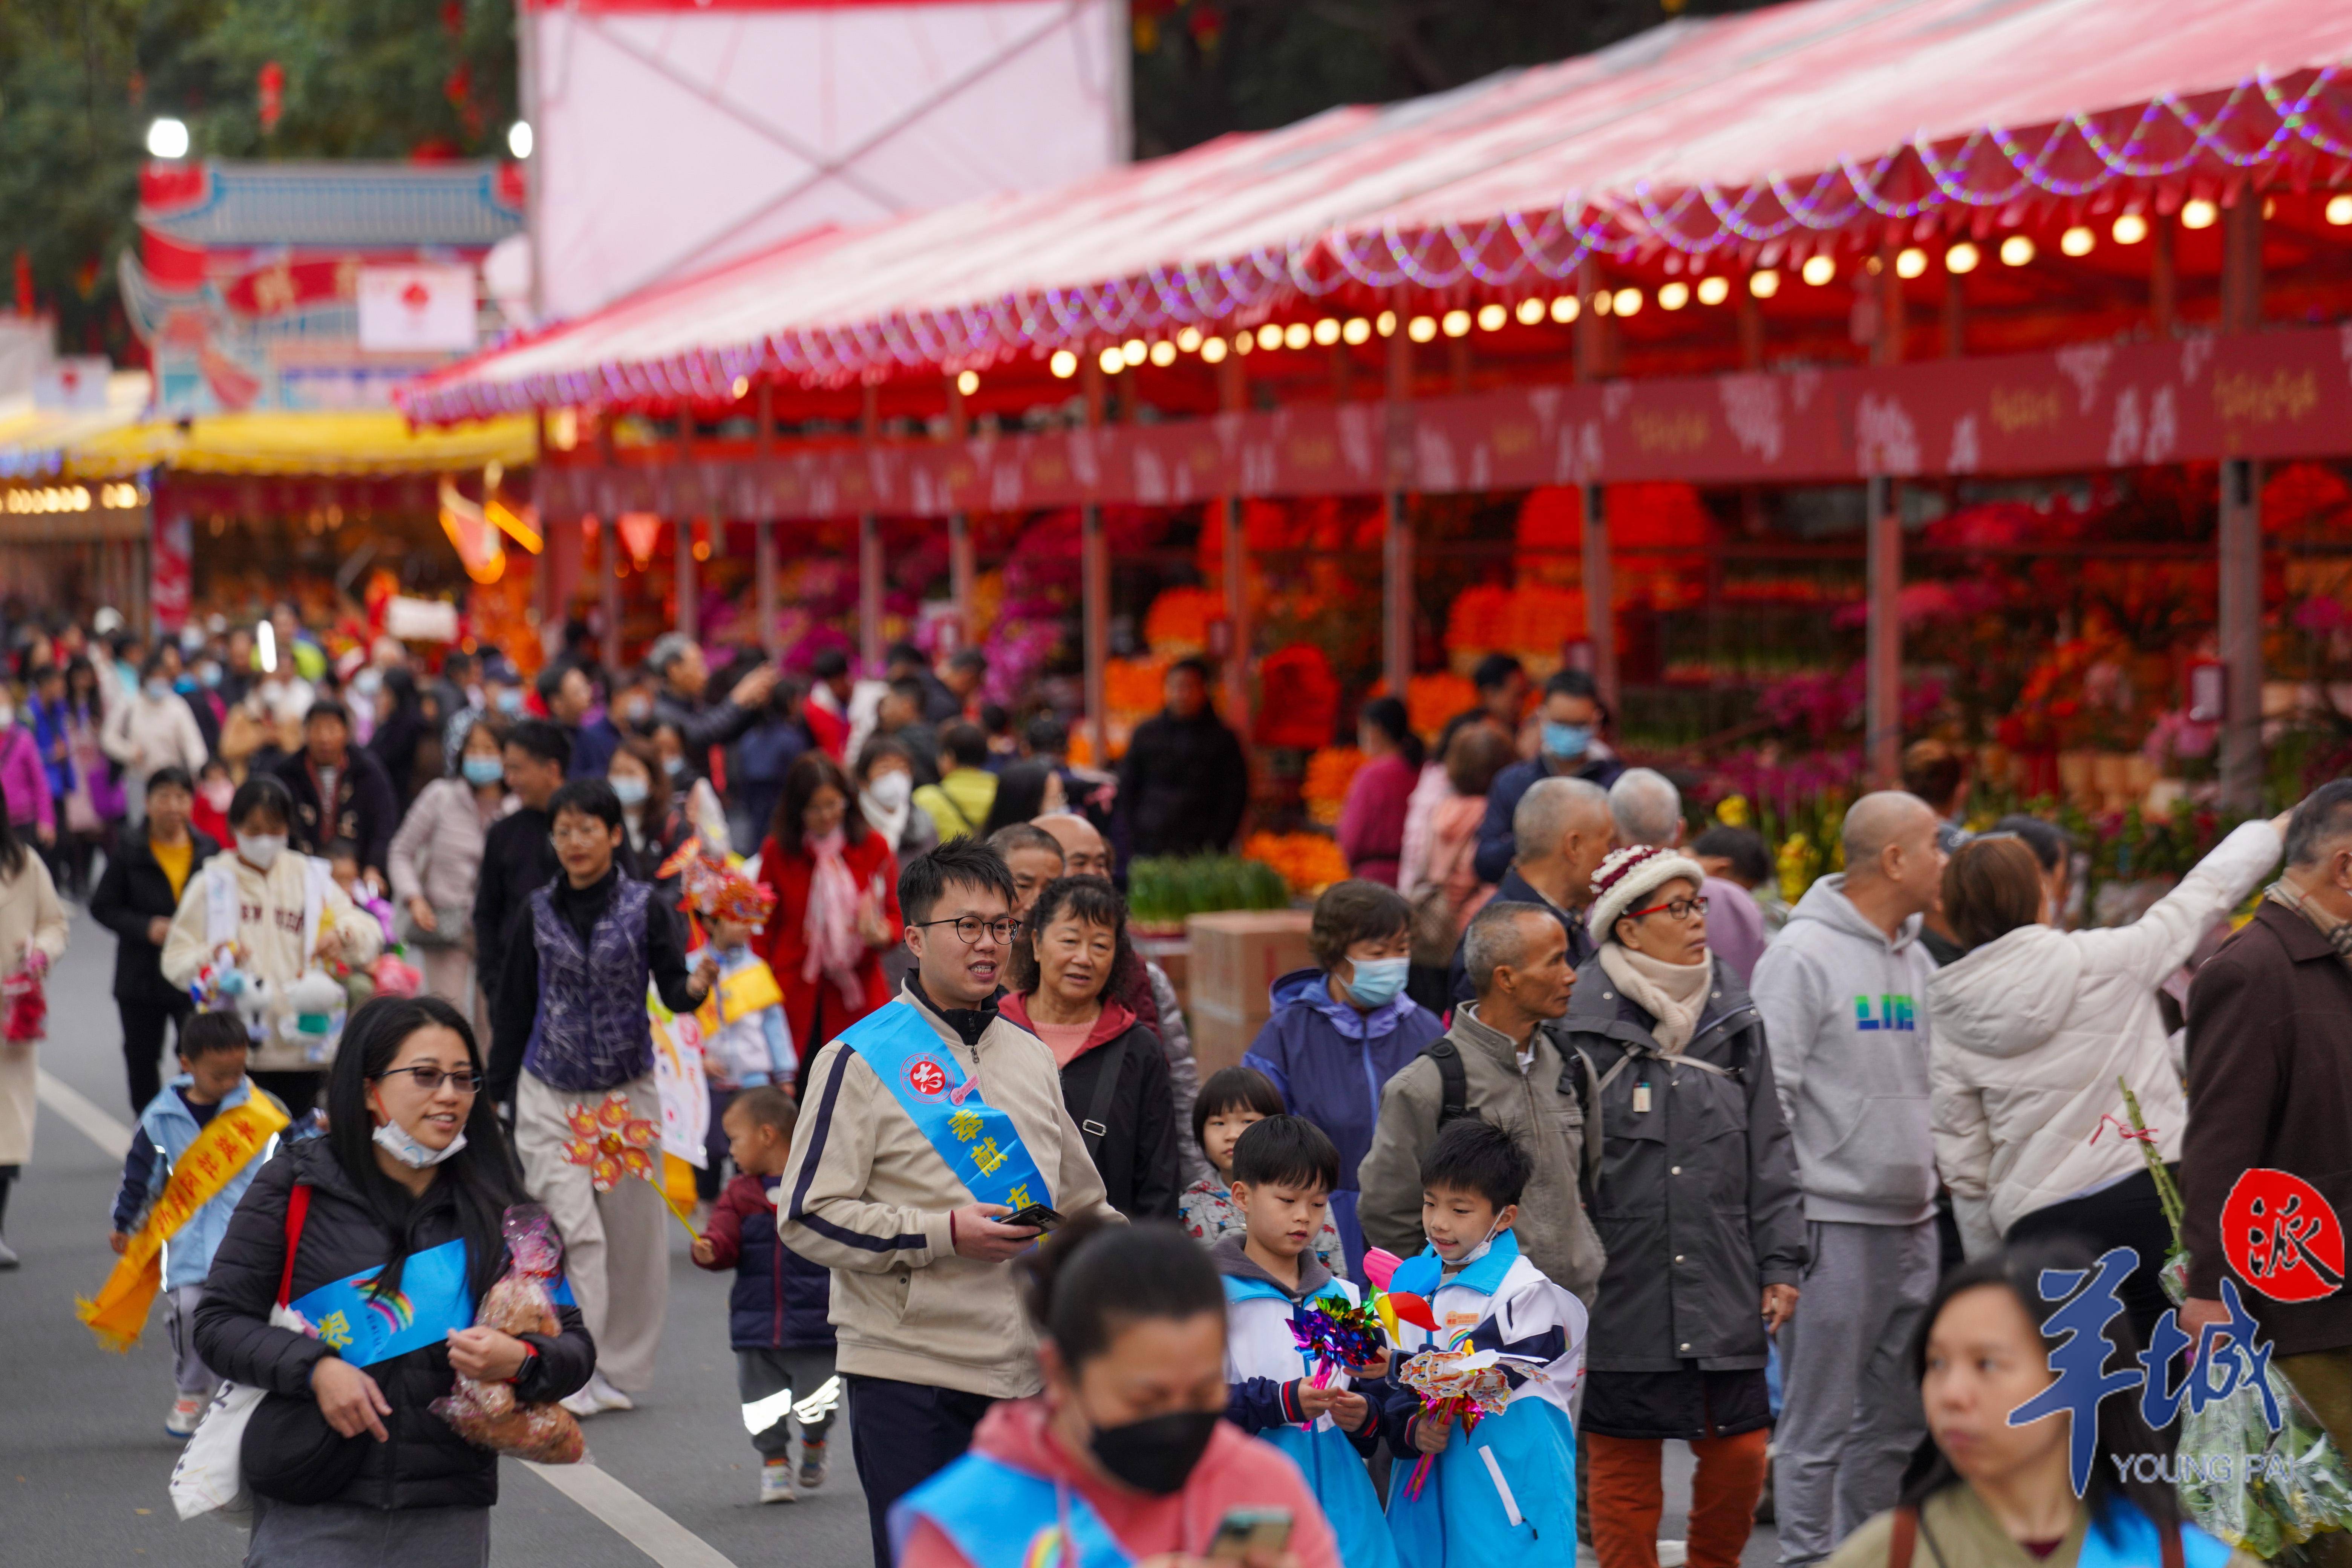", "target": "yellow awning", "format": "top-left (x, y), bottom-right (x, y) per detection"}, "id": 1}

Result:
top-left (66, 409), bottom-right (538, 479)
